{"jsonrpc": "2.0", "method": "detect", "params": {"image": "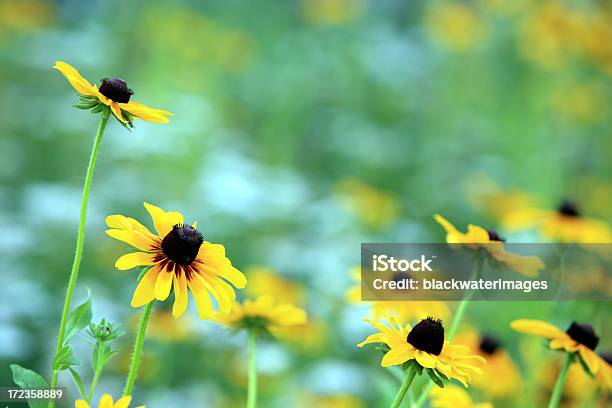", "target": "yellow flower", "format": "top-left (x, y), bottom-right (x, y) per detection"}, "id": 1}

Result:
top-left (426, 1), bottom-right (486, 51)
top-left (434, 214), bottom-right (545, 277)
top-left (75, 394), bottom-right (143, 408)
top-left (371, 301), bottom-right (451, 324)
top-left (54, 61), bottom-right (173, 125)
top-left (536, 358), bottom-right (596, 407)
top-left (301, 0), bottom-right (365, 25)
top-left (455, 330), bottom-right (521, 398)
top-left (358, 317), bottom-right (486, 387)
top-left (274, 317), bottom-right (327, 351)
top-left (244, 266), bottom-right (305, 306)
top-left (511, 319), bottom-right (611, 389)
top-left (430, 385), bottom-right (492, 408)
top-left (212, 295), bottom-right (307, 334)
top-left (337, 179), bottom-right (399, 230)
top-left (106, 202), bottom-right (247, 319)
top-left (502, 200), bottom-right (612, 243)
